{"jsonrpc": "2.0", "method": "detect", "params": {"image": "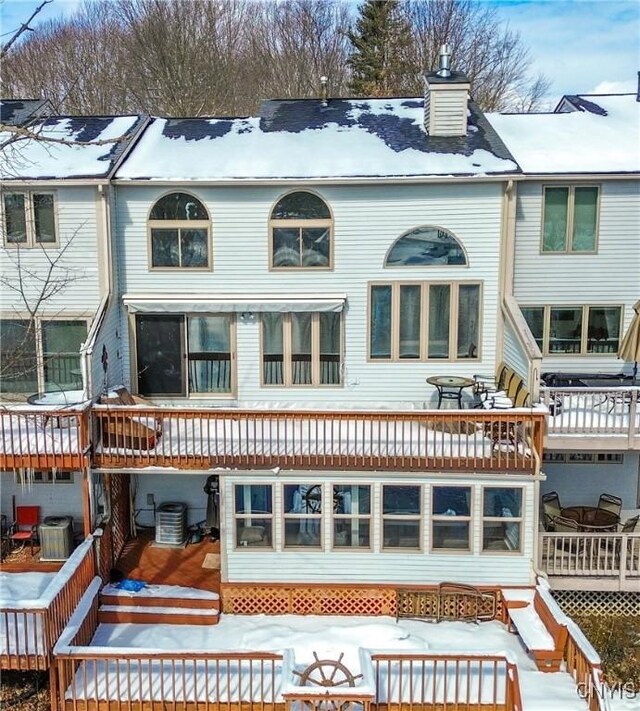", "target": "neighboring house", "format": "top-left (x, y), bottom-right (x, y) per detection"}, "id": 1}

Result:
top-left (0, 102), bottom-right (146, 535)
